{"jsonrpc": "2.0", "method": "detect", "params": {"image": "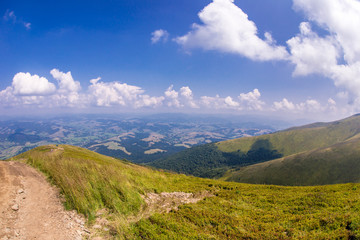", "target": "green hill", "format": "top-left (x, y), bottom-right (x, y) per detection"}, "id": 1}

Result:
top-left (9, 145), bottom-right (360, 239)
top-left (150, 114), bottom-right (360, 184)
top-left (225, 137), bottom-right (360, 185)
top-left (216, 114), bottom-right (360, 156)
